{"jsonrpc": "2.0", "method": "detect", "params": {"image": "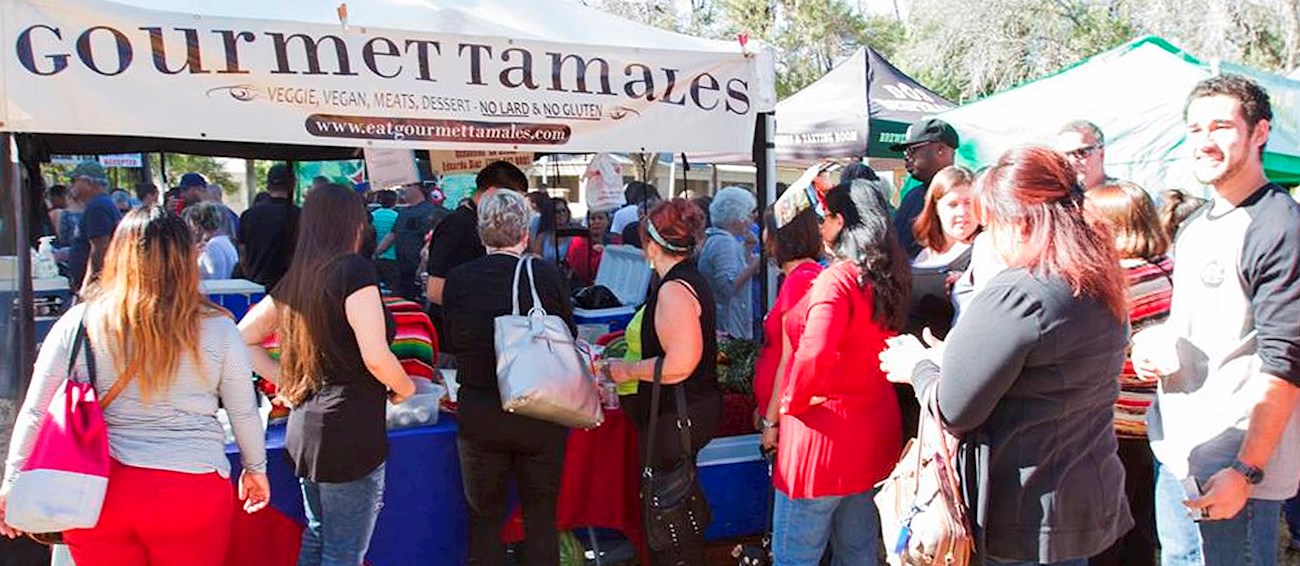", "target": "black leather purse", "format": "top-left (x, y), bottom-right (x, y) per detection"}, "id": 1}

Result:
top-left (640, 357), bottom-right (712, 552)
